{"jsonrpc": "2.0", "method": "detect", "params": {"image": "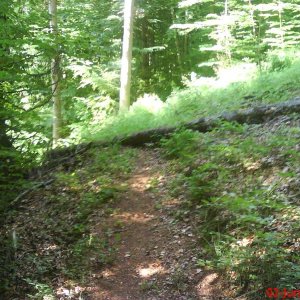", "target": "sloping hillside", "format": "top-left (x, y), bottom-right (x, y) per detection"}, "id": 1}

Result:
top-left (1, 109), bottom-right (300, 299)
